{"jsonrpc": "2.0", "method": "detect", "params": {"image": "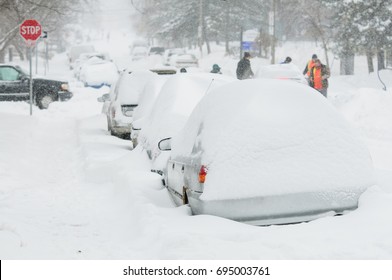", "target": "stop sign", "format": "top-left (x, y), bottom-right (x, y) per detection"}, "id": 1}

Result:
top-left (20, 19), bottom-right (42, 42)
